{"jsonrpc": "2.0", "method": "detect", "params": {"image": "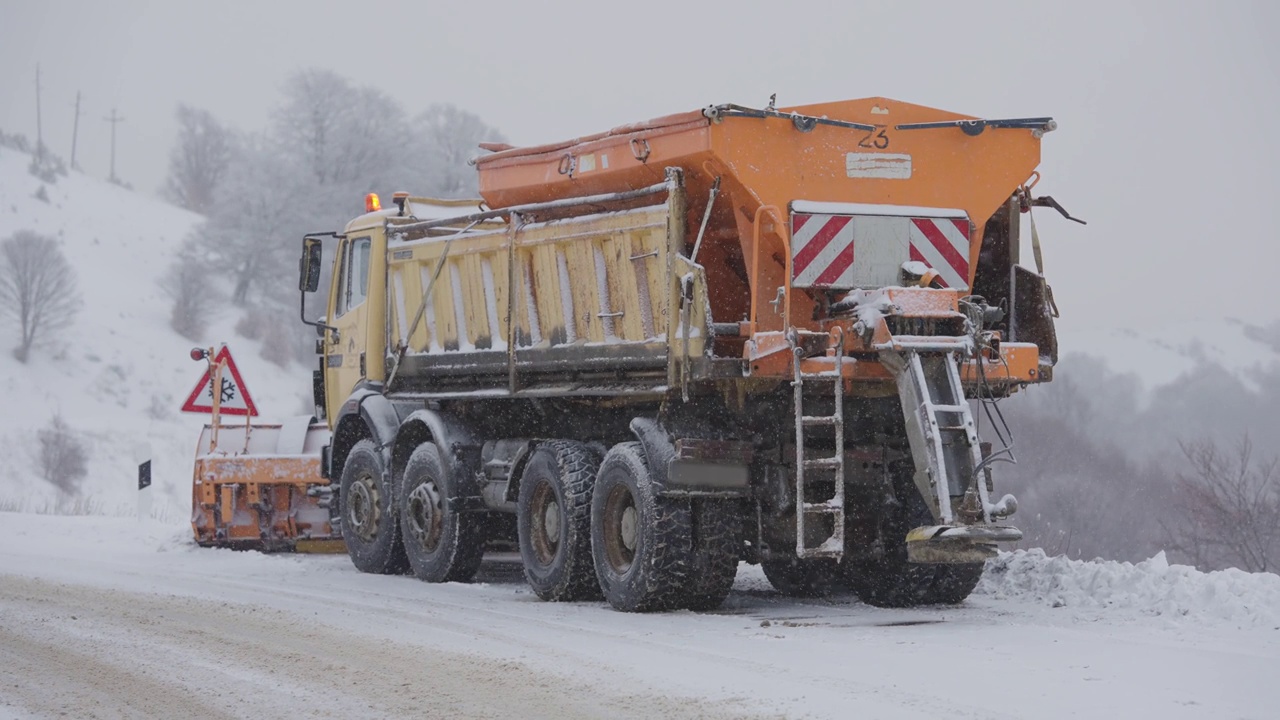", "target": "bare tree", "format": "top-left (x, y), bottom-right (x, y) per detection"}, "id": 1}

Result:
top-left (991, 357), bottom-right (1178, 563)
top-left (274, 69), bottom-right (407, 189)
top-left (996, 405), bottom-right (1173, 562)
top-left (275, 69), bottom-right (352, 186)
top-left (160, 247), bottom-right (220, 340)
top-left (163, 104), bottom-right (233, 215)
top-left (1166, 437), bottom-right (1279, 572)
top-left (36, 413), bottom-right (89, 495)
top-left (0, 230), bottom-right (81, 362)
top-left (980, 353), bottom-right (1280, 566)
top-left (330, 85), bottom-right (408, 189)
top-left (180, 67), bottom-right (504, 349)
top-left (415, 104), bottom-right (506, 198)
top-left (190, 137), bottom-right (310, 306)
